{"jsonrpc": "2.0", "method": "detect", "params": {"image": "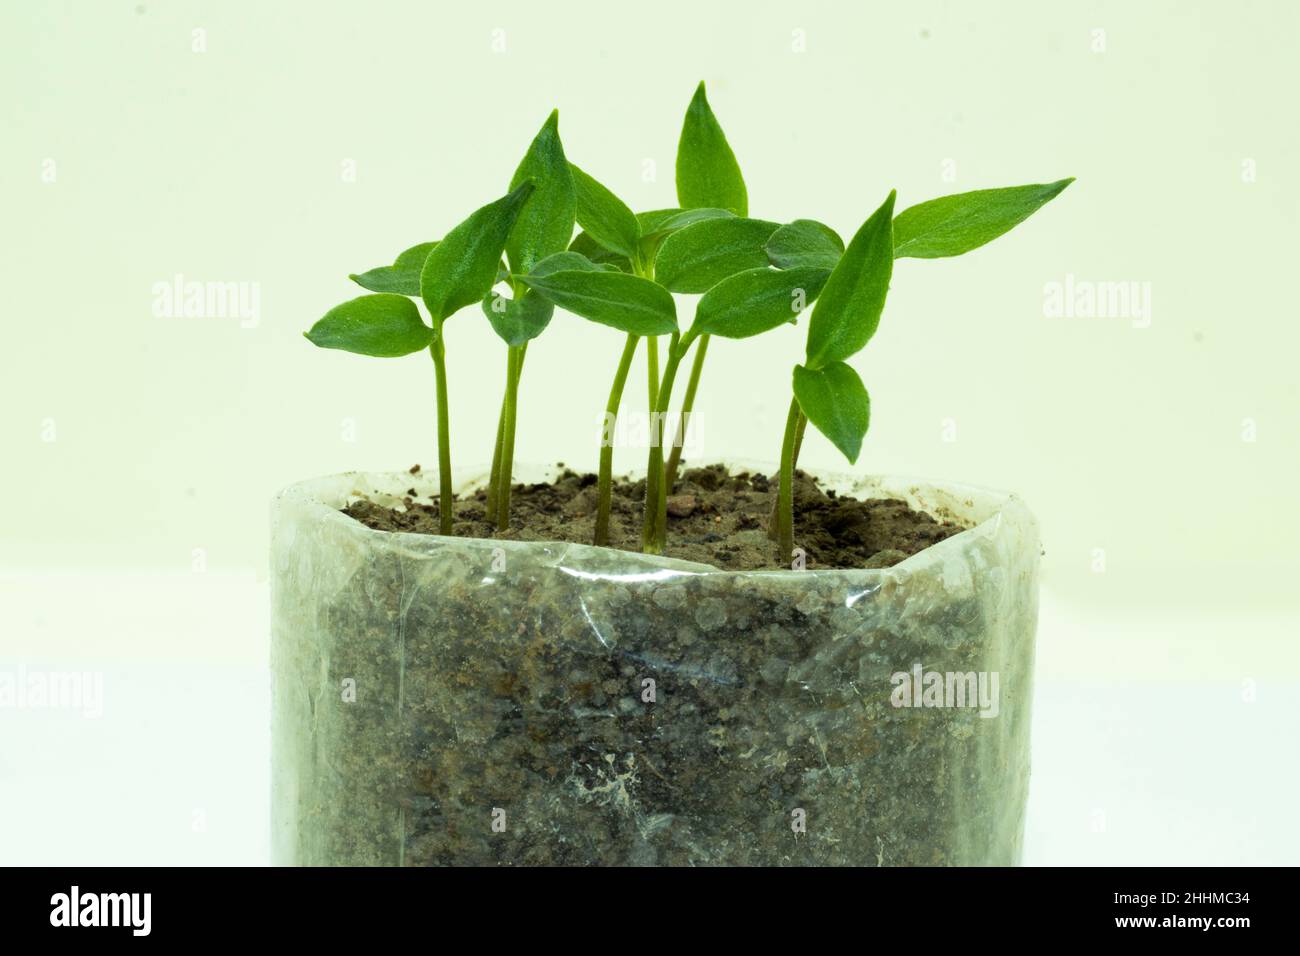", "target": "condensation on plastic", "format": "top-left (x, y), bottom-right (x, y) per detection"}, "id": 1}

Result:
top-left (271, 465), bottom-right (1040, 866)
